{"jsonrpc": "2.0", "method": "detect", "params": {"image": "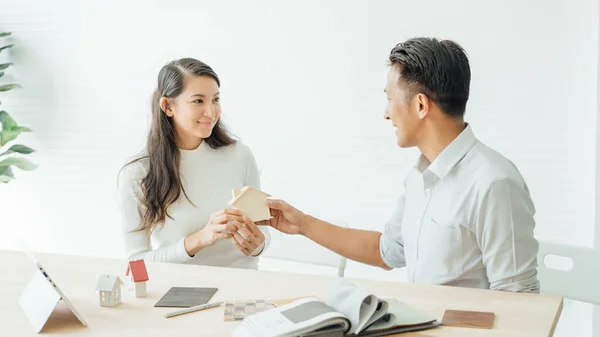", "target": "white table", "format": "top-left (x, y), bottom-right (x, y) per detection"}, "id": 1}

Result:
top-left (0, 250), bottom-right (563, 336)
